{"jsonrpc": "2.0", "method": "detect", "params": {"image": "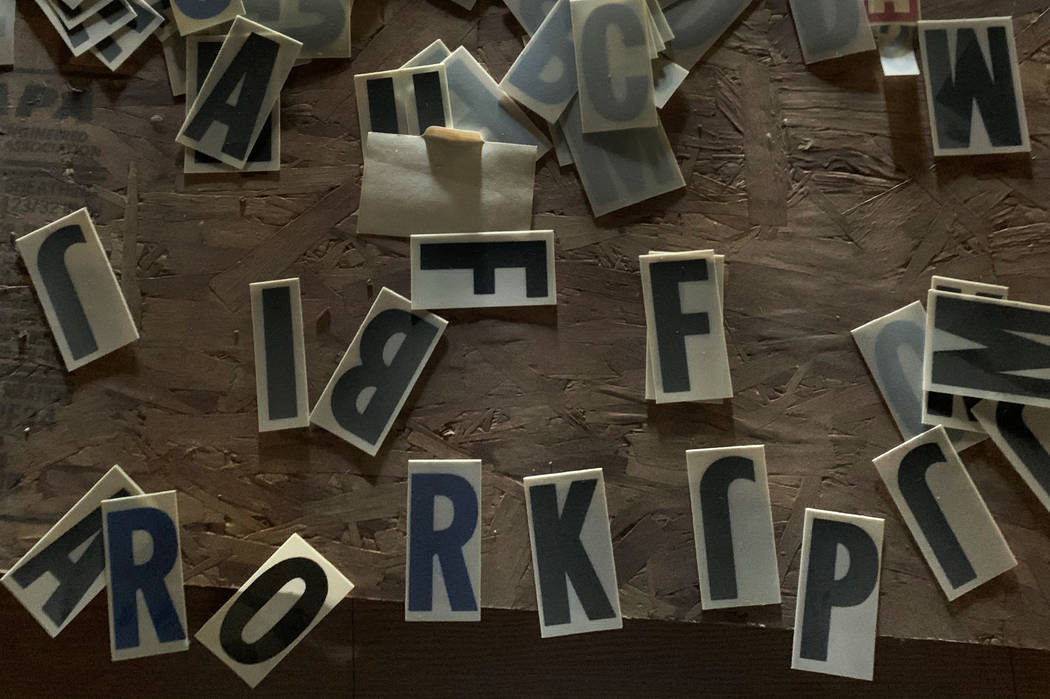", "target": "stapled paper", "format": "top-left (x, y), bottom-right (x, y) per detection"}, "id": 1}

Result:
top-left (358, 129), bottom-right (536, 237)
